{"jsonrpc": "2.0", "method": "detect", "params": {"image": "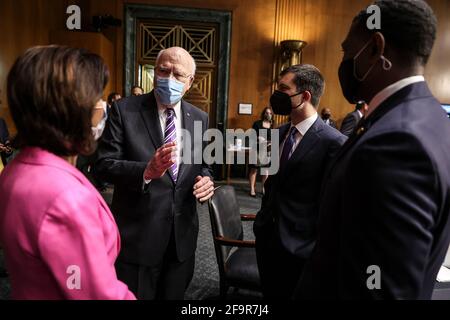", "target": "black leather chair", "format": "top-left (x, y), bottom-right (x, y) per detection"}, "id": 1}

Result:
top-left (208, 185), bottom-right (262, 298)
